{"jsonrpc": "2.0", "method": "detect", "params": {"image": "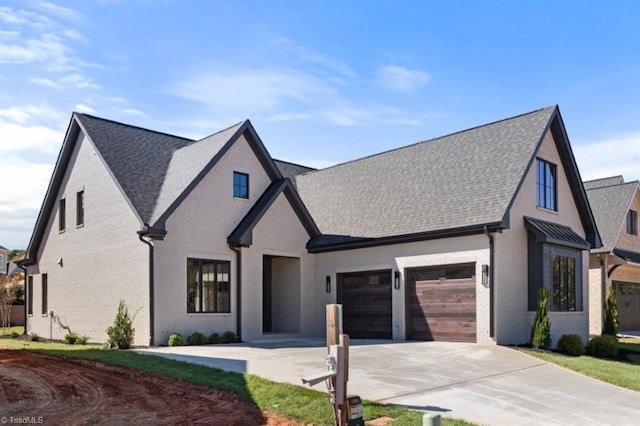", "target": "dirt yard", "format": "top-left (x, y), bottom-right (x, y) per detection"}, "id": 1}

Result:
top-left (0, 349), bottom-right (297, 425)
